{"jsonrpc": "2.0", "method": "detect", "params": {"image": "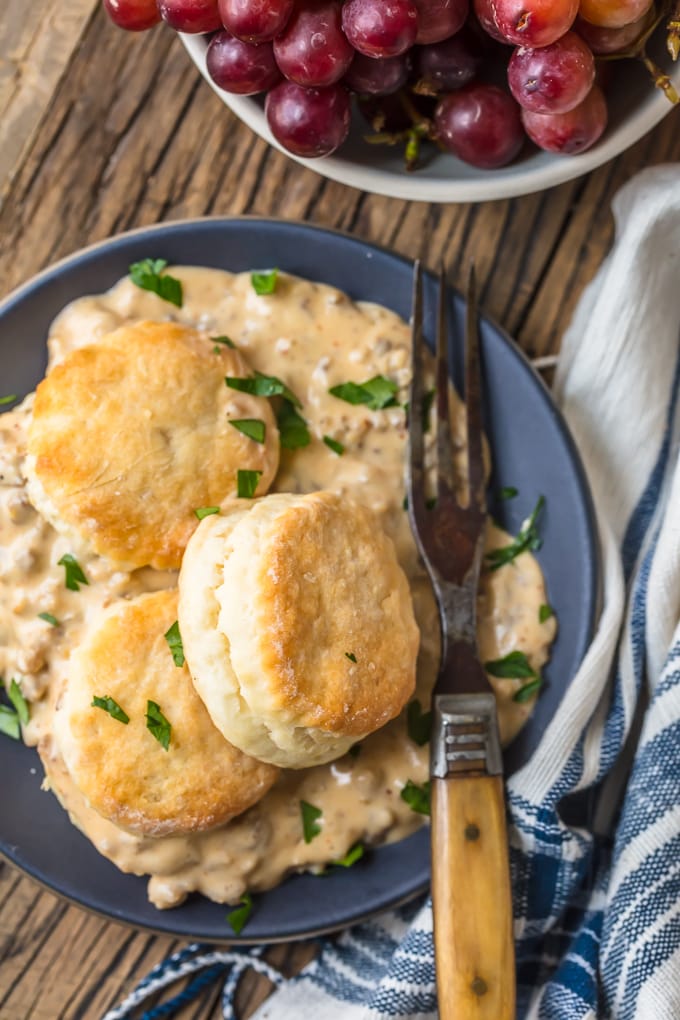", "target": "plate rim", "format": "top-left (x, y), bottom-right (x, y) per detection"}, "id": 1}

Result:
top-left (0, 215), bottom-right (600, 941)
